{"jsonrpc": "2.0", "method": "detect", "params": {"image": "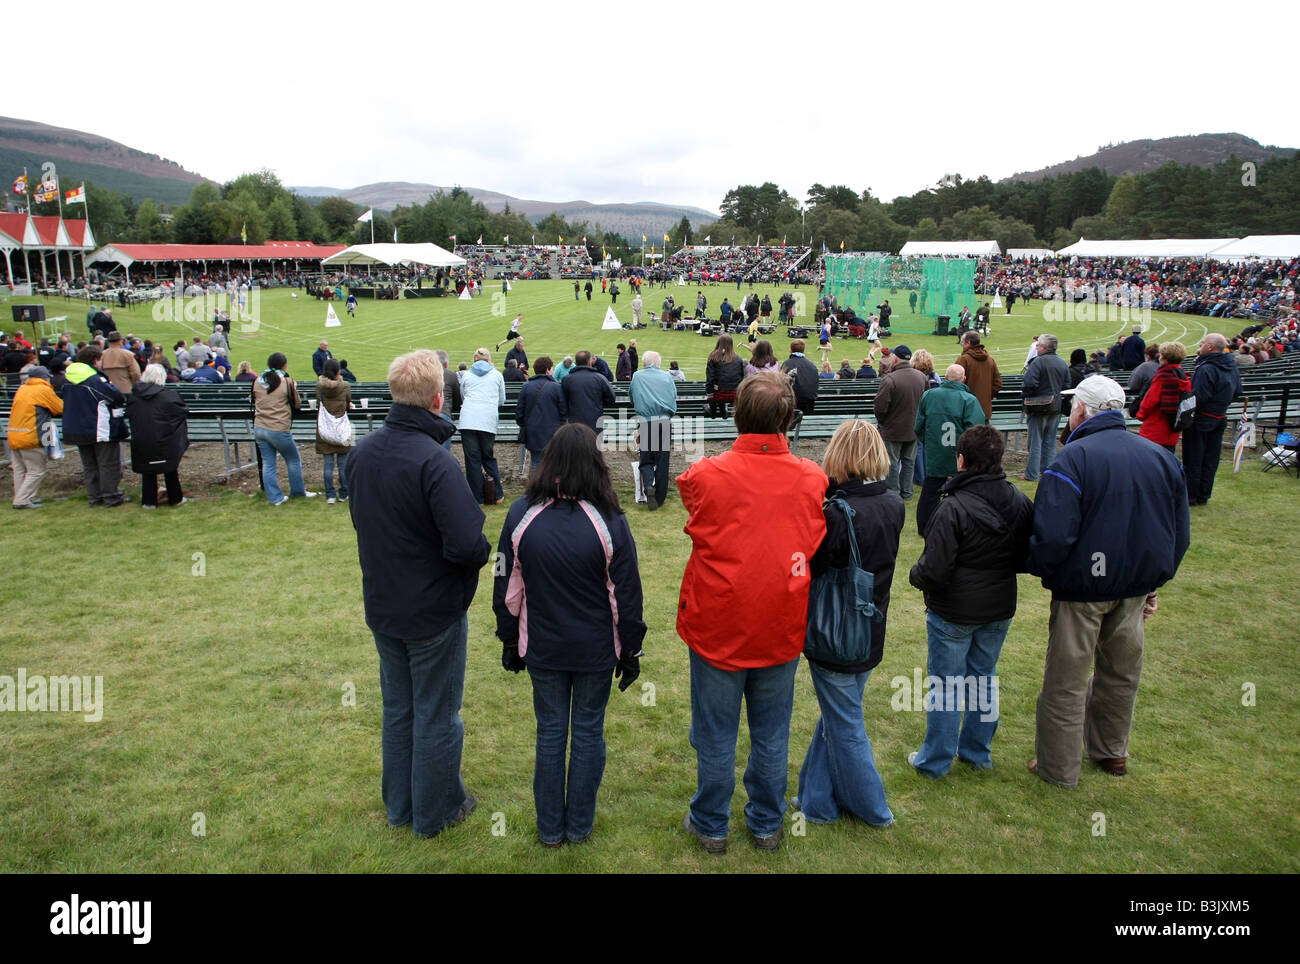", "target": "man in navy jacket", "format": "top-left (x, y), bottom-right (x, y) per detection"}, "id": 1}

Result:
top-left (561, 351), bottom-right (616, 434)
top-left (346, 349), bottom-right (492, 837)
top-left (516, 356), bottom-right (567, 469)
top-left (1182, 333), bottom-right (1243, 506)
top-left (1027, 376), bottom-right (1189, 788)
